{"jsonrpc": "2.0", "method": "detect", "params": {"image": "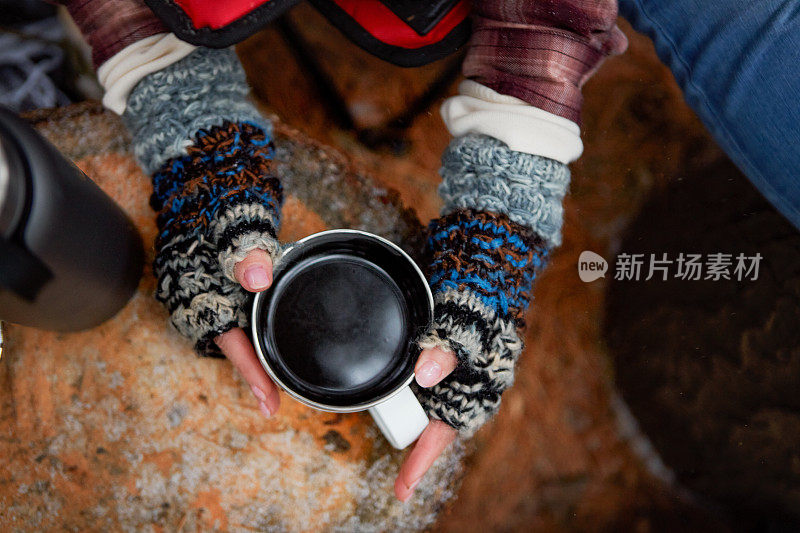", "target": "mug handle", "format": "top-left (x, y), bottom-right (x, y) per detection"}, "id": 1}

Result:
top-left (368, 386), bottom-right (429, 449)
